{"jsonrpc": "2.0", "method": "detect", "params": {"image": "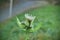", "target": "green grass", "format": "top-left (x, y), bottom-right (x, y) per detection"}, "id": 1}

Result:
top-left (0, 5), bottom-right (60, 40)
